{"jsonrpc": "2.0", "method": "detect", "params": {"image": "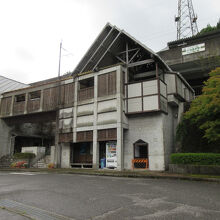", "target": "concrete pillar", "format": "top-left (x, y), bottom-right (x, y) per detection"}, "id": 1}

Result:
top-left (9, 135), bottom-right (15, 156)
top-left (177, 102), bottom-right (184, 123)
top-left (116, 126), bottom-right (123, 170)
top-left (55, 111), bottom-right (61, 168)
top-left (24, 93), bottom-right (28, 114)
top-left (92, 74), bottom-right (99, 169)
top-left (116, 66), bottom-right (124, 170)
top-left (50, 146), bottom-right (56, 164)
top-left (61, 143), bottom-right (71, 168)
top-left (73, 79), bottom-right (78, 142)
top-left (92, 130), bottom-right (99, 169)
top-left (0, 119), bottom-right (11, 157)
top-left (10, 95), bottom-right (15, 116)
top-left (40, 89), bottom-right (44, 111)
